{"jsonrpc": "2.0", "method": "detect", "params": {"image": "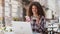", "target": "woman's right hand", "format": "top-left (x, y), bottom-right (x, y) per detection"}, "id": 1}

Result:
top-left (25, 16), bottom-right (31, 22)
